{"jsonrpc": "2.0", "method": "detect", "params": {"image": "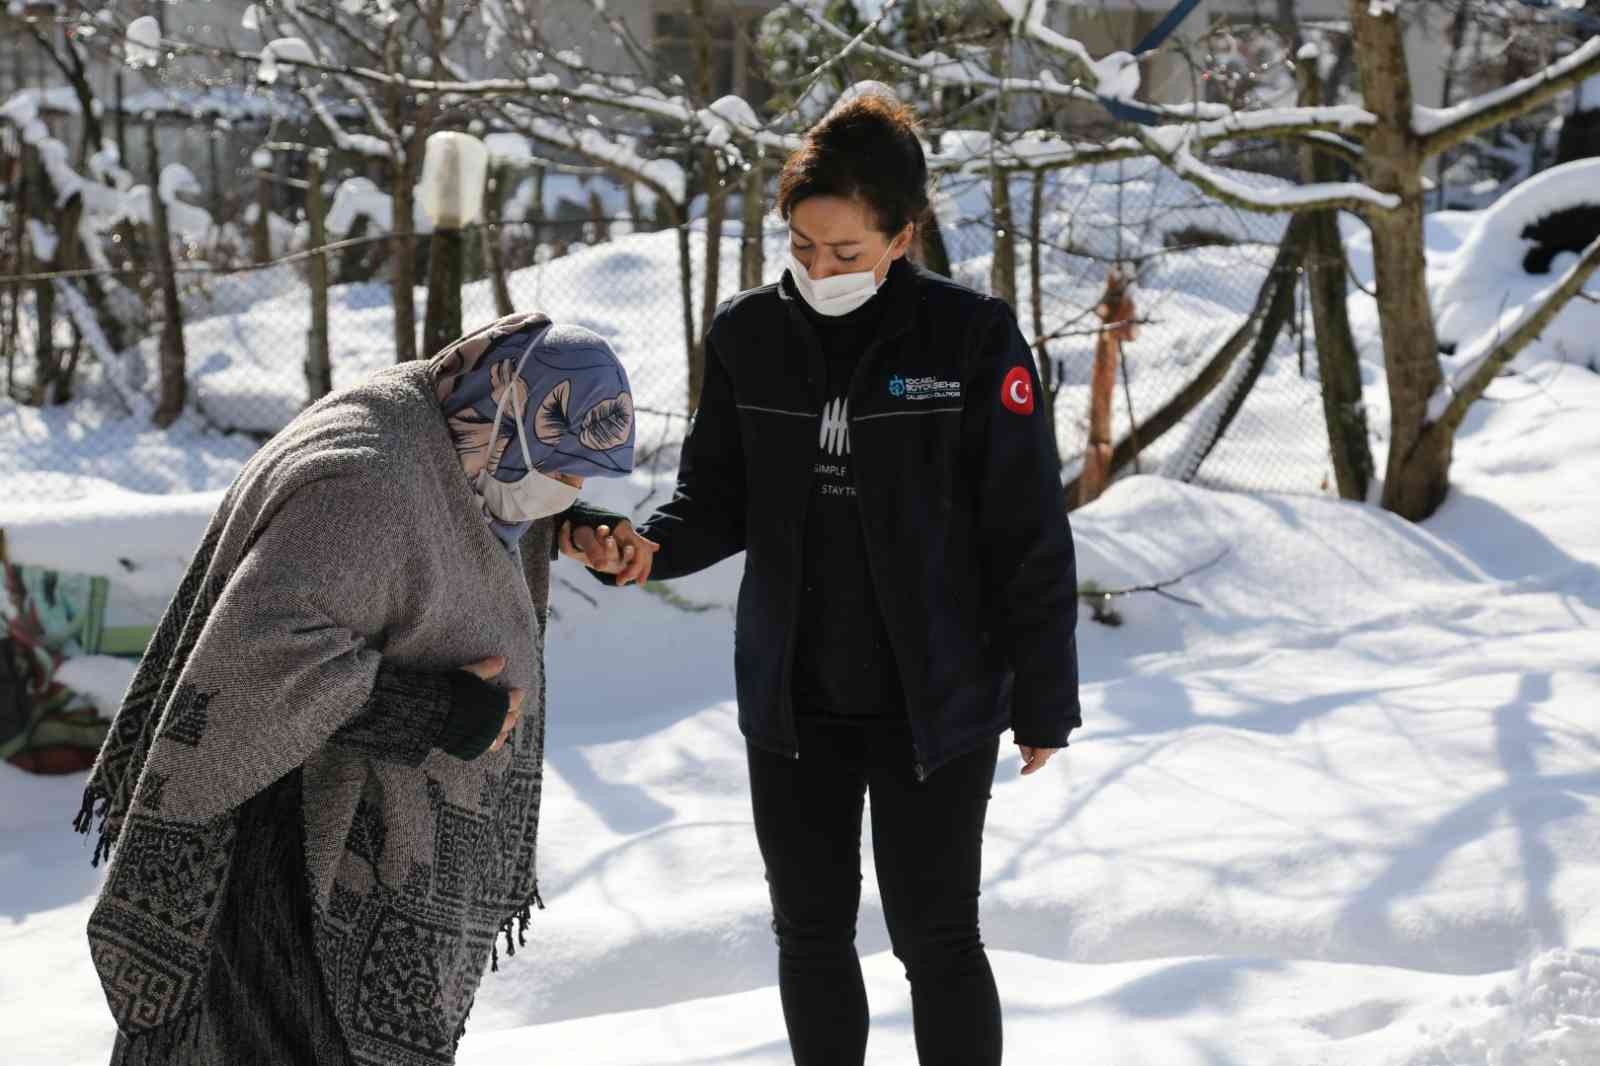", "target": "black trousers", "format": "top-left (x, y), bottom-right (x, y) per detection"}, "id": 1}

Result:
top-left (747, 716), bottom-right (1002, 1066)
